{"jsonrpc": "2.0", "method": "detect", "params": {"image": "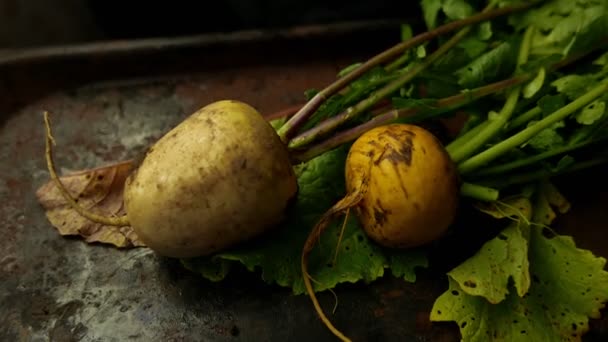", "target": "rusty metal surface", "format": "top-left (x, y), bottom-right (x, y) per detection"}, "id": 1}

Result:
top-left (1, 24), bottom-right (607, 342)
